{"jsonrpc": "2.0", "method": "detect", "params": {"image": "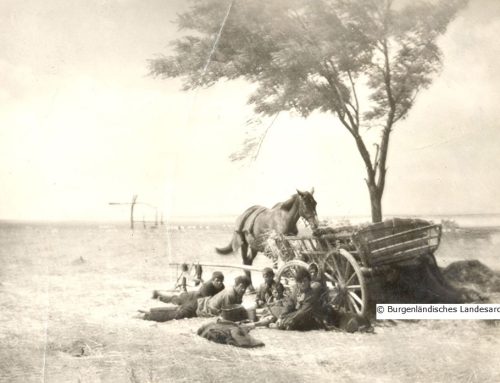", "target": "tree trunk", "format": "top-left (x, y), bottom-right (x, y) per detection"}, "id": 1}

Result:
top-left (368, 184), bottom-right (383, 223)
